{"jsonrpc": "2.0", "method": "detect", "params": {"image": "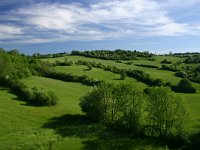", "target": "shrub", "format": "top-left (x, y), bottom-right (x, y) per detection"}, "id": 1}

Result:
top-left (80, 82), bottom-right (147, 134)
top-left (135, 64), bottom-right (158, 69)
top-left (148, 57), bottom-right (156, 61)
top-left (120, 70), bottom-right (127, 80)
top-left (172, 79), bottom-right (196, 93)
top-left (28, 87), bottom-right (58, 106)
top-left (175, 71), bottom-right (187, 78)
top-left (161, 59), bottom-right (172, 64)
top-left (145, 87), bottom-right (189, 137)
top-left (151, 78), bottom-right (164, 86)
